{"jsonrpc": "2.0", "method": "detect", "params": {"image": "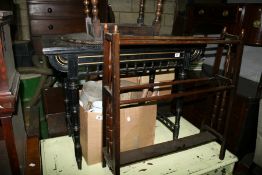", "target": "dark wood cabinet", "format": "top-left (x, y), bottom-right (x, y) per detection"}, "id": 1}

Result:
top-left (173, 3), bottom-right (262, 46)
top-left (27, 0), bottom-right (86, 54)
top-left (183, 3), bottom-right (243, 35)
top-left (27, 0), bottom-right (114, 54)
top-left (0, 12), bottom-right (26, 175)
